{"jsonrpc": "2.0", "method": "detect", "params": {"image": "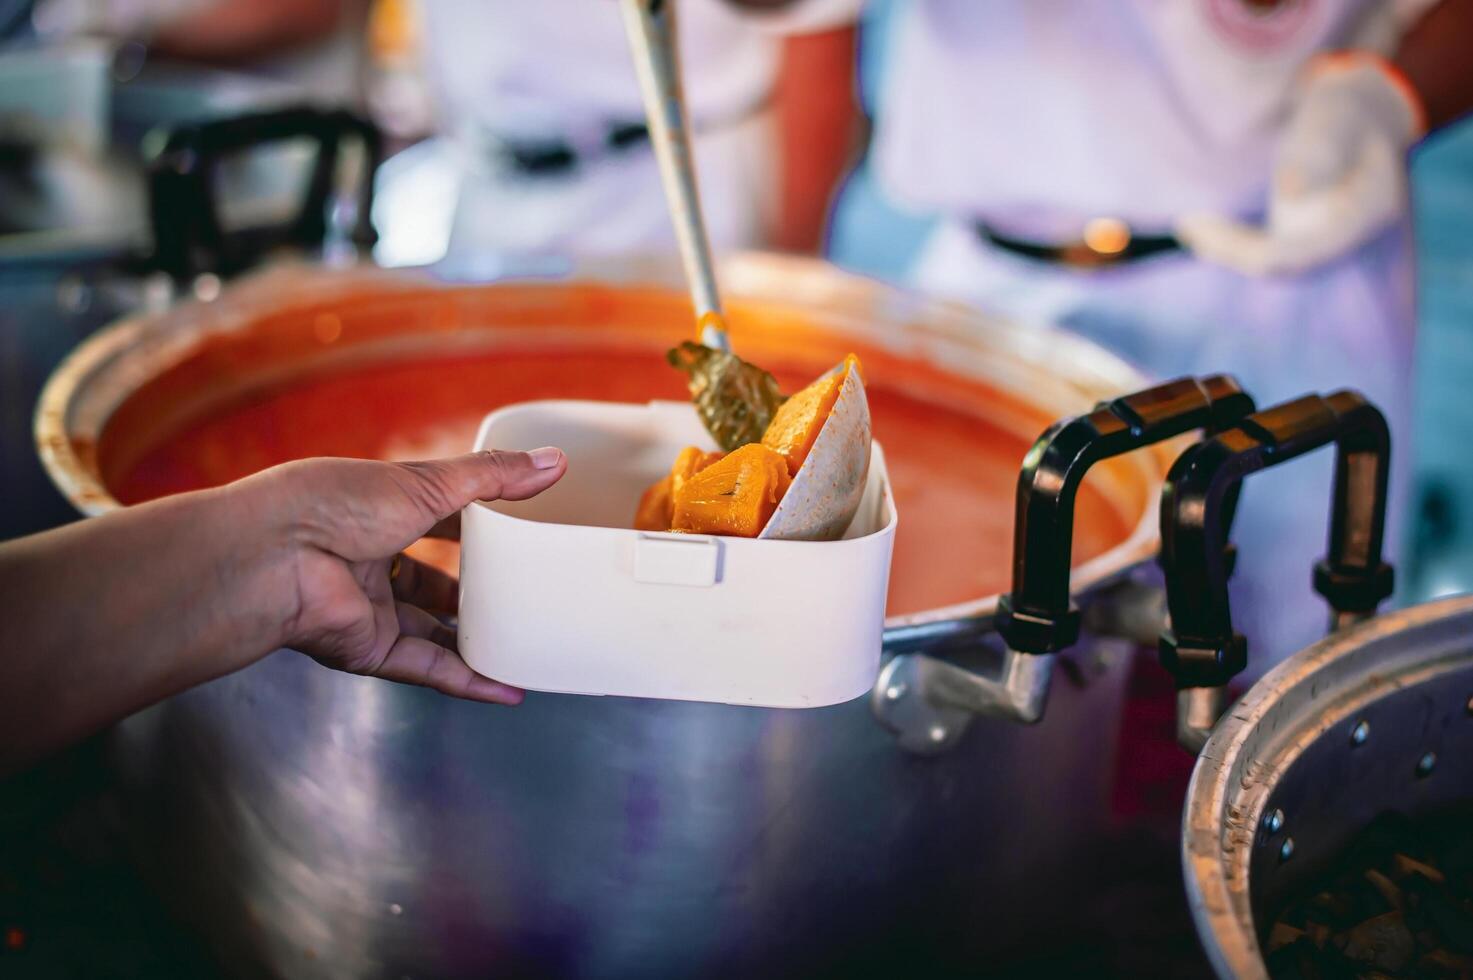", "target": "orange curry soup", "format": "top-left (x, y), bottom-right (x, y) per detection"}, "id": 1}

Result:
top-left (100, 284), bottom-right (1133, 615)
